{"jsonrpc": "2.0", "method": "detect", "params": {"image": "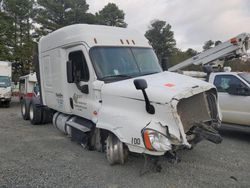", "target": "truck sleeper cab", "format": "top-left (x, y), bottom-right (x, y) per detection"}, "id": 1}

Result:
top-left (23, 24), bottom-right (222, 165)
